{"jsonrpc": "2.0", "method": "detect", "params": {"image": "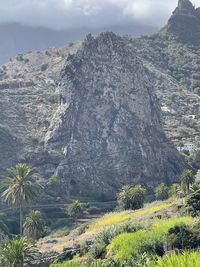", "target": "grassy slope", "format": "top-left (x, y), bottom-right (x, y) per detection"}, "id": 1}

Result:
top-left (38, 199), bottom-right (180, 253)
top-left (47, 198), bottom-right (200, 267)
